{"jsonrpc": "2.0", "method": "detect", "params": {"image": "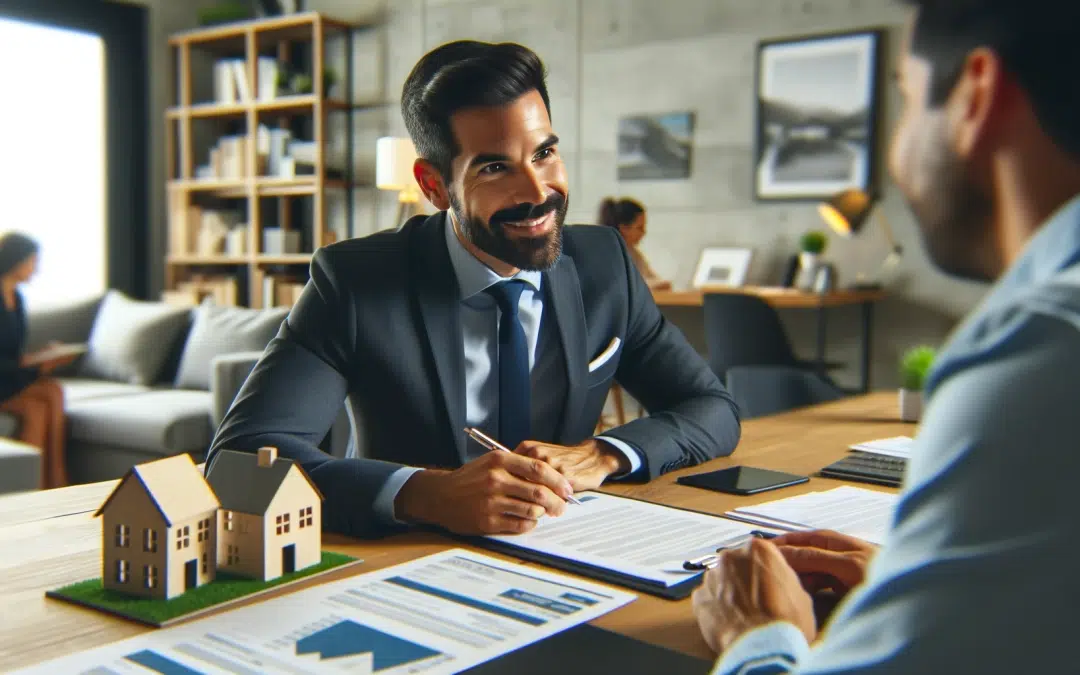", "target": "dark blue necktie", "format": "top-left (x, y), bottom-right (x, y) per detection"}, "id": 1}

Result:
top-left (486, 280), bottom-right (531, 450)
